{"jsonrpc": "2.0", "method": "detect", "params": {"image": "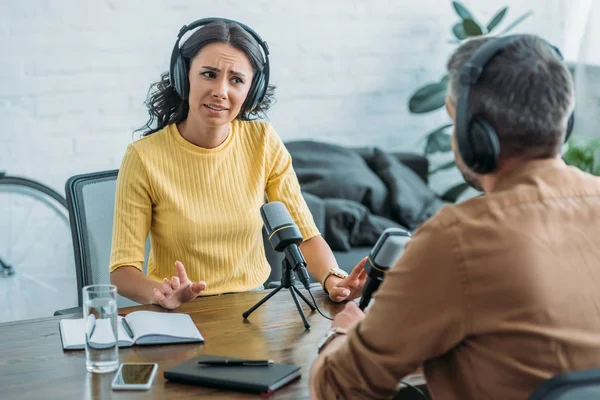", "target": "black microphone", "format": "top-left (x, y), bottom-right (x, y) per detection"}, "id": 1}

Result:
top-left (260, 201), bottom-right (311, 290)
top-left (358, 228), bottom-right (411, 310)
